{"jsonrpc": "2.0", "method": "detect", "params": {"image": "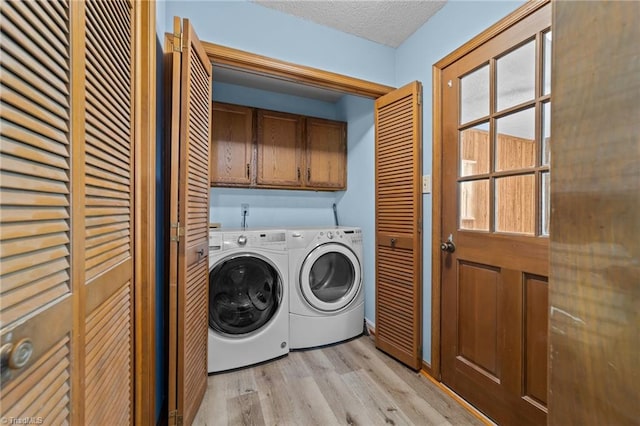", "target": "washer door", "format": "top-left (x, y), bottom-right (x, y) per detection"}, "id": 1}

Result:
top-left (299, 243), bottom-right (361, 312)
top-left (209, 255), bottom-right (281, 335)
